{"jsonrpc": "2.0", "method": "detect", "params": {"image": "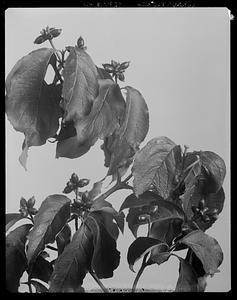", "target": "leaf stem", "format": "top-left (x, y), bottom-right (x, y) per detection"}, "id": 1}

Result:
top-left (131, 253), bottom-right (149, 293)
top-left (46, 245), bottom-right (58, 252)
top-left (75, 216), bottom-right (79, 231)
top-left (93, 173), bottom-right (133, 203)
top-left (48, 38), bottom-right (61, 63)
top-left (89, 270), bottom-right (109, 293)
